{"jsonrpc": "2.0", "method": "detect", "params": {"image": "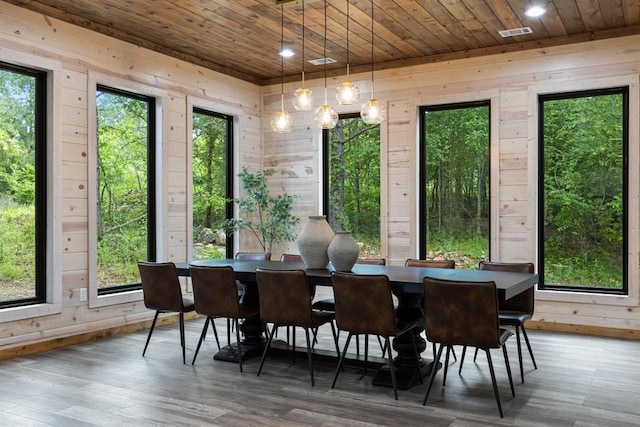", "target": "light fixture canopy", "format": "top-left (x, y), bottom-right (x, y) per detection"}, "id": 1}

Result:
top-left (361, 0), bottom-right (384, 125)
top-left (292, 1), bottom-right (314, 111)
top-left (315, 0), bottom-right (338, 129)
top-left (336, 0), bottom-right (360, 106)
top-left (271, 5), bottom-right (293, 133)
